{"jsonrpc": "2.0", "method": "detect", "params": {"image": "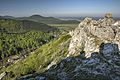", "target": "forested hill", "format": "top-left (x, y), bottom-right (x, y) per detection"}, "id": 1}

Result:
top-left (16, 15), bottom-right (79, 24)
top-left (0, 19), bottom-right (57, 32)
